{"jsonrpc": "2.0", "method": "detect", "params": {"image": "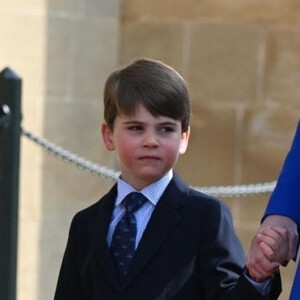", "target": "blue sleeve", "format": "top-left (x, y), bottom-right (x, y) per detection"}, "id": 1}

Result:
top-left (264, 119), bottom-right (300, 226)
